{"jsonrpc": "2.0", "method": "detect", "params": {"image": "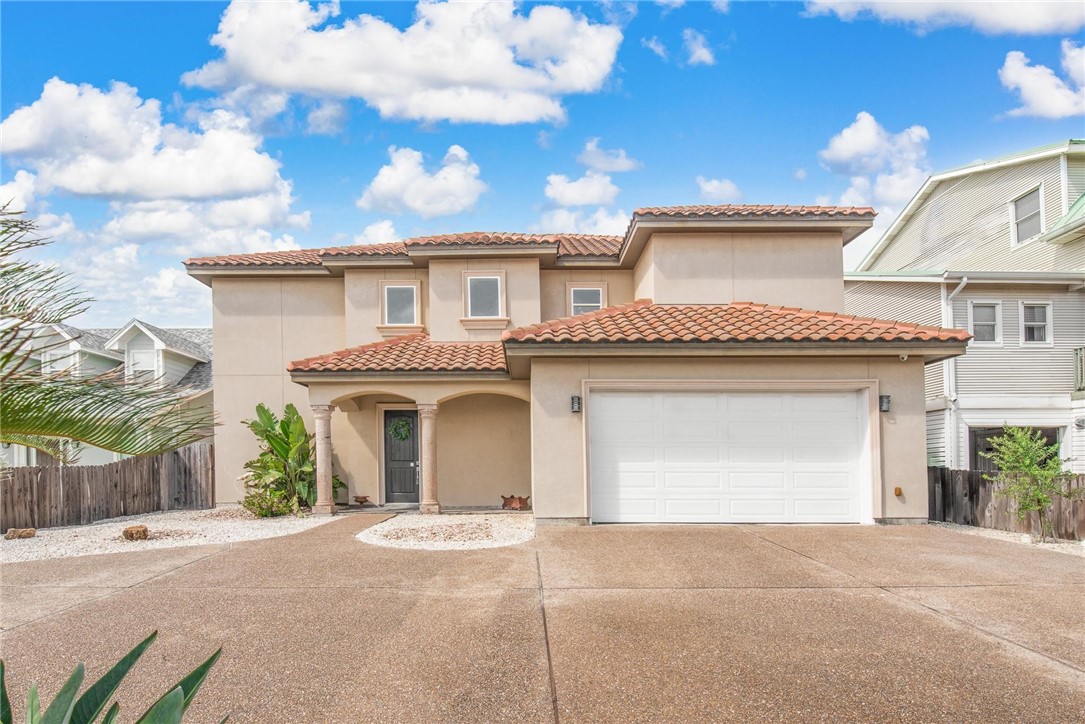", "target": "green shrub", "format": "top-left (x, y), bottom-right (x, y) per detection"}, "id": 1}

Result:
top-left (981, 425), bottom-right (1082, 542)
top-left (242, 403), bottom-right (345, 514)
top-left (0, 630), bottom-right (222, 723)
top-left (241, 487), bottom-right (293, 518)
